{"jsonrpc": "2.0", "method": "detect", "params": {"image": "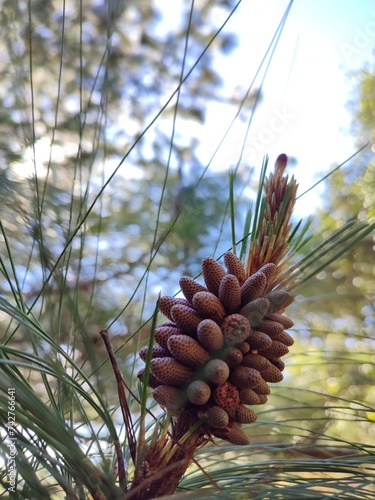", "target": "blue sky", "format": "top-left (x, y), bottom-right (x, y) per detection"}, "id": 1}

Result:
top-left (199, 0), bottom-right (375, 215)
